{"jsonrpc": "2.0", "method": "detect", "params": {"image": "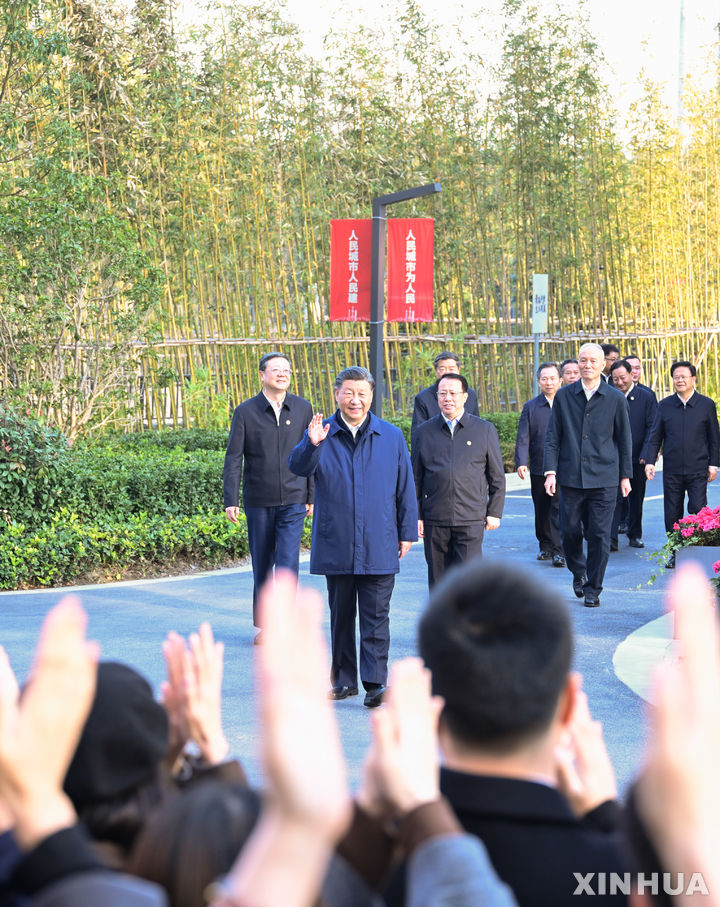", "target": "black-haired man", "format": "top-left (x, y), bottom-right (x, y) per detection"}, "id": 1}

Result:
top-left (224, 353), bottom-right (314, 643)
top-left (385, 560), bottom-right (630, 907)
top-left (609, 359), bottom-right (657, 550)
top-left (515, 362), bottom-right (564, 566)
top-left (642, 361), bottom-right (720, 564)
top-left (289, 366), bottom-right (417, 708)
top-left (412, 373), bottom-right (505, 586)
top-left (411, 350), bottom-right (479, 445)
top-left (600, 344), bottom-right (620, 383)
